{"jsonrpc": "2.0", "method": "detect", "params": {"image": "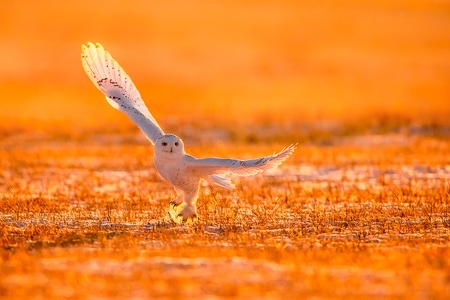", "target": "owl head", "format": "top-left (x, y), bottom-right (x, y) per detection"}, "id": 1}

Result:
top-left (155, 134), bottom-right (185, 156)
